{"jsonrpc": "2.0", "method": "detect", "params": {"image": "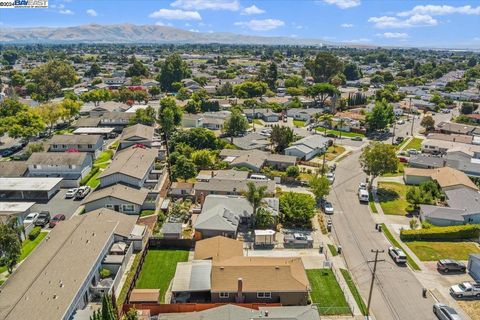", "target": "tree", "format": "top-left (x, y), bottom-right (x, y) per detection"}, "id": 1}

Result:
top-left (36, 103), bottom-right (65, 135)
top-left (29, 60), bottom-right (77, 101)
top-left (157, 53), bottom-right (191, 91)
top-left (130, 106), bottom-right (157, 126)
top-left (244, 182), bottom-right (268, 216)
top-left (308, 175), bottom-right (330, 202)
top-left (223, 109), bottom-right (248, 143)
top-left (370, 74), bottom-right (384, 86)
top-left (317, 113), bottom-right (334, 135)
top-left (3, 109), bottom-right (45, 139)
top-left (25, 142), bottom-right (44, 157)
top-left (100, 294), bottom-right (117, 320)
top-left (0, 223), bottom-right (21, 274)
top-left (148, 86), bottom-right (160, 99)
top-left (133, 90), bottom-right (149, 104)
top-left (172, 156), bottom-right (197, 181)
top-left (306, 83), bottom-right (340, 106)
top-left (123, 308), bottom-right (138, 320)
top-left (80, 89), bottom-right (112, 107)
top-left (305, 52), bottom-right (344, 82)
top-left (266, 62), bottom-right (278, 90)
top-left (343, 62), bottom-right (362, 81)
top-left (126, 57), bottom-right (149, 77)
top-left (216, 82), bottom-right (233, 96)
top-left (365, 99), bottom-right (395, 131)
top-left (159, 96), bottom-right (182, 129)
top-left (233, 81), bottom-right (268, 99)
top-left (420, 115), bottom-right (435, 132)
top-left (85, 63), bottom-right (101, 78)
top-left (0, 98), bottom-right (28, 117)
top-left (286, 165), bottom-right (300, 179)
top-left (191, 149), bottom-right (215, 169)
top-left (254, 207), bottom-right (275, 229)
top-left (360, 142), bottom-right (398, 188)
top-left (10, 71), bottom-right (25, 87)
top-left (280, 192), bottom-right (316, 227)
top-left (460, 102), bottom-right (476, 115)
top-left (2, 50), bottom-right (18, 65)
top-left (406, 186), bottom-right (425, 210)
top-left (270, 125), bottom-right (294, 152)
top-left (285, 75), bottom-right (304, 88)
top-left (60, 98), bottom-right (82, 123)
